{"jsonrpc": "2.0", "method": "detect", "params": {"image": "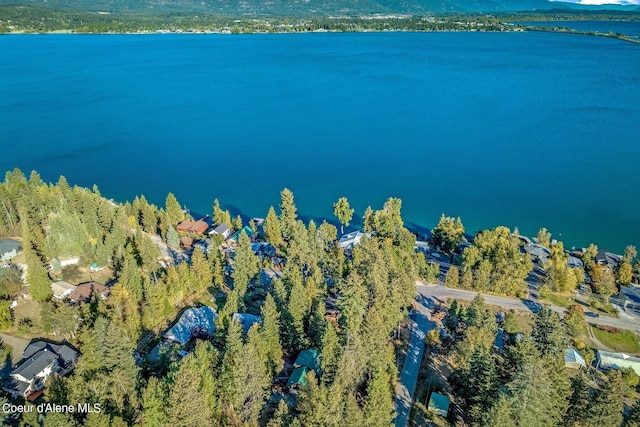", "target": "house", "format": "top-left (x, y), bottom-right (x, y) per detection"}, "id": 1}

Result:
top-left (287, 349), bottom-right (320, 390)
top-left (50, 281), bottom-right (77, 300)
top-left (523, 244), bottom-right (551, 265)
top-left (286, 366), bottom-right (309, 389)
top-left (564, 349), bottom-right (587, 369)
top-left (260, 268), bottom-right (283, 288)
top-left (338, 231), bottom-right (371, 250)
top-left (164, 306), bottom-right (217, 346)
top-left (414, 241), bottom-right (430, 253)
top-left (0, 238), bottom-right (21, 262)
top-left (595, 251), bottom-right (622, 270)
top-left (427, 392), bottom-right (450, 417)
top-left (210, 223), bottom-right (232, 240)
top-left (67, 282), bottom-right (110, 304)
top-left (232, 226), bottom-right (255, 242)
top-left (176, 219), bottom-right (209, 235)
top-left (232, 313), bottom-right (261, 334)
top-left (596, 350), bottom-right (640, 375)
top-left (293, 349), bottom-right (320, 373)
top-left (567, 256), bottom-right (584, 269)
top-left (3, 340), bottom-right (79, 399)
